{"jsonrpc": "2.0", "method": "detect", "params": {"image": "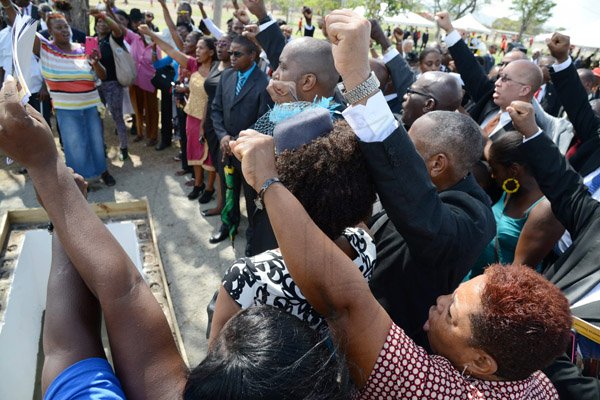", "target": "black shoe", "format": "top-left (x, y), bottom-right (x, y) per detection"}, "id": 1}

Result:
top-left (198, 189), bottom-right (214, 204)
top-left (155, 141), bottom-right (171, 151)
top-left (209, 225), bottom-right (229, 244)
top-left (201, 208), bottom-right (221, 217)
top-left (101, 171), bottom-right (116, 186)
top-left (245, 242), bottom-right (253, 257)
top-left (187, 183), bottom-right (205, 200)
top-left (120, 148), bottom-right (129, 161)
